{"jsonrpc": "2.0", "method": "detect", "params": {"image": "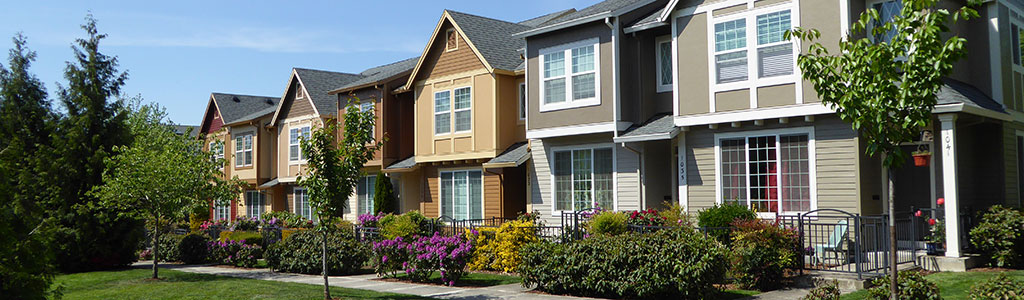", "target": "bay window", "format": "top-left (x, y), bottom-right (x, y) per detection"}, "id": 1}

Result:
top-left (718, 131), bottom-right (813, 215)
top-left (712, 8), bottom-right (795, 85)
top-left (440, 170), bottom-right (482, 220)
top-left (289, 126), bottom-right (310, 162)
top-left (234, 134), bottom-right (253, 167)
top-left (553, 147), bottom-right (613, 211)
top-left (656, 35), bottom-right (673, 92)
top-left (434, 87), bottom-right (471, 135)
top-left (357, 175), bottom-right (376, 215)
top-left (245, 190), bottom-right (265, 219)
top-left (540, 38), bottom-right (600, 111)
